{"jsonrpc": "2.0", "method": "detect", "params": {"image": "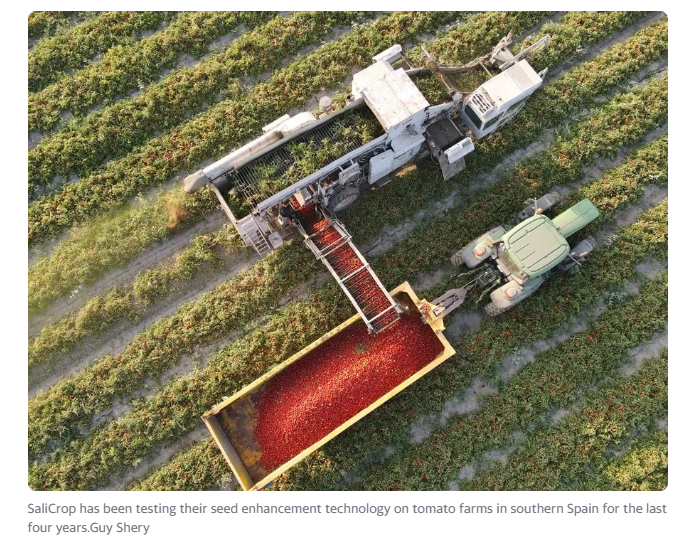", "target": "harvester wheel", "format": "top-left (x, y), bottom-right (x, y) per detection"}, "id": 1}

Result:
top-left (484, 302), bottom-right (507, 317)
top-left (329, 186), bottom-right (360, 212)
